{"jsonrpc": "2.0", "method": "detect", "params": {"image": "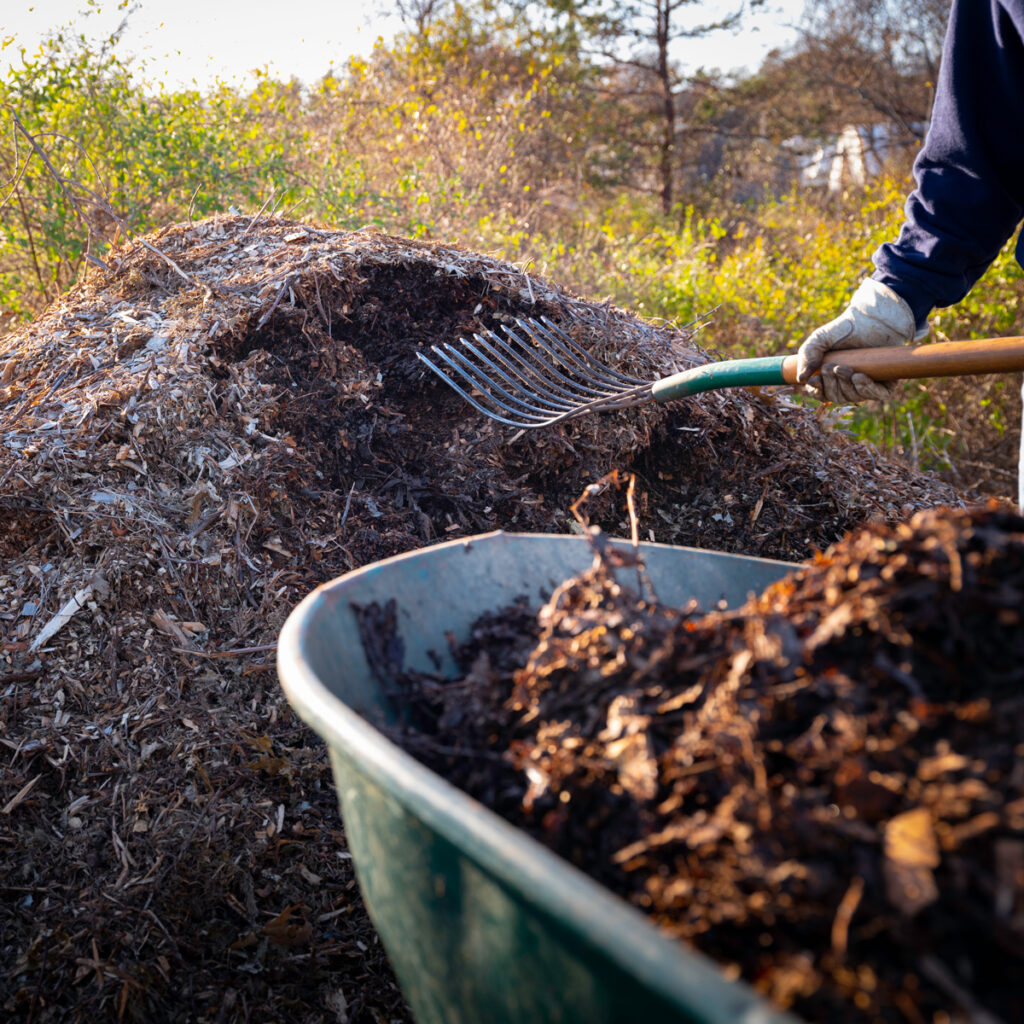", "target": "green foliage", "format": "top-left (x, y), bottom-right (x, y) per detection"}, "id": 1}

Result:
top-left (0, 30), bottom-right (299, 309)
top-left (2, 12), bottom-right (1023, 492)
